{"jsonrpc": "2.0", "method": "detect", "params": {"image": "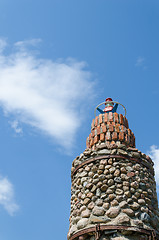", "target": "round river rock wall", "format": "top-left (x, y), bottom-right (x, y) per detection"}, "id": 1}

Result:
top-left (68, 114), bottom-right (159, 240)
